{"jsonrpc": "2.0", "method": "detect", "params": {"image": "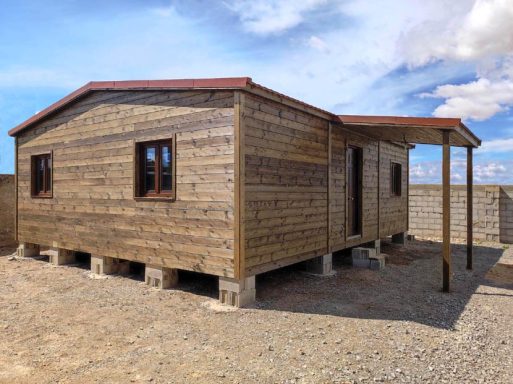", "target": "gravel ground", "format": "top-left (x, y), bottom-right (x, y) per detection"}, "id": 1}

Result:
top-left (0, 239), bottom-right (512, 384)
